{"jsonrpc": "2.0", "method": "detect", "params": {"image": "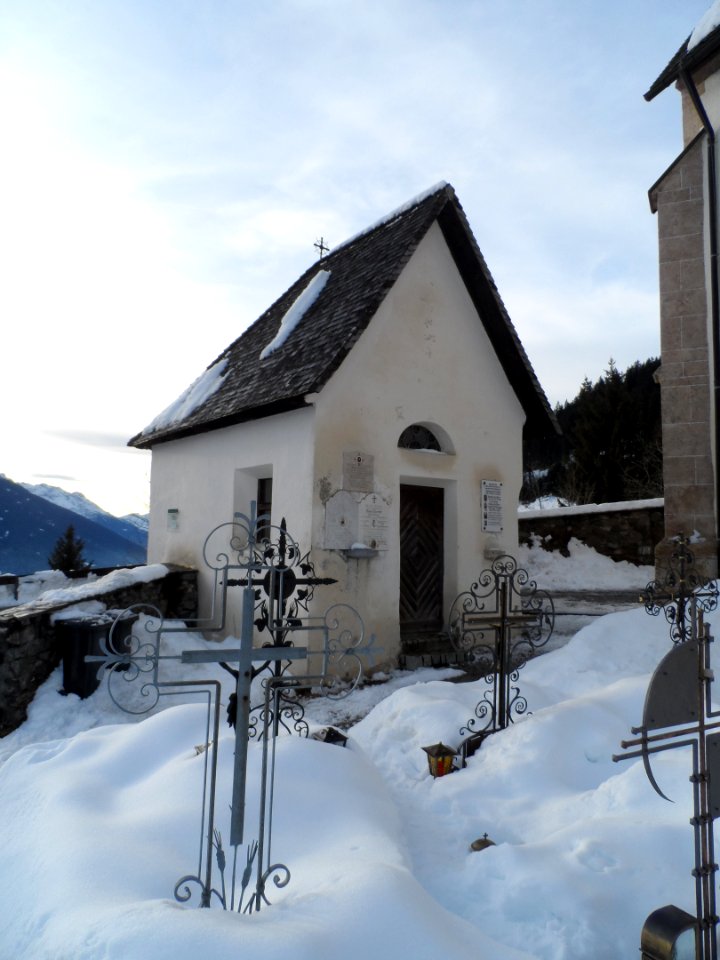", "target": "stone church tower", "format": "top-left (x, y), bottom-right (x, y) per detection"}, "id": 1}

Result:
top-left (646, 9), bottom-right (720, 577)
